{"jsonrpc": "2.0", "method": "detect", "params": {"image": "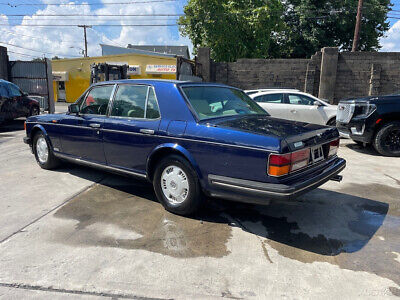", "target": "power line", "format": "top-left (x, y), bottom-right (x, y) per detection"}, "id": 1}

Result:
top-left (7, 51), bottom-right (38, 58)
top-left (2, 30), bottom-right (83, 43)
top-left (3, 14), bottom-right (184, 17)
top-left (0, 24), bottom-right (179, 27)
top-left (89, 27), bottom-right (125, 48)
top-left (0, 0), bottom-right (178, 6)
top-left (0, 41), bottom-right (80, 57)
